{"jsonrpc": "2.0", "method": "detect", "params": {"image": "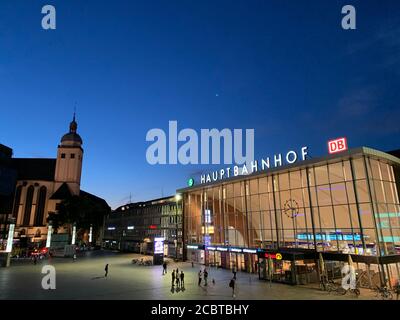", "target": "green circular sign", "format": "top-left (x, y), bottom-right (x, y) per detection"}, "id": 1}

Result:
top-left (188, 178), bottom-right (194, 187)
